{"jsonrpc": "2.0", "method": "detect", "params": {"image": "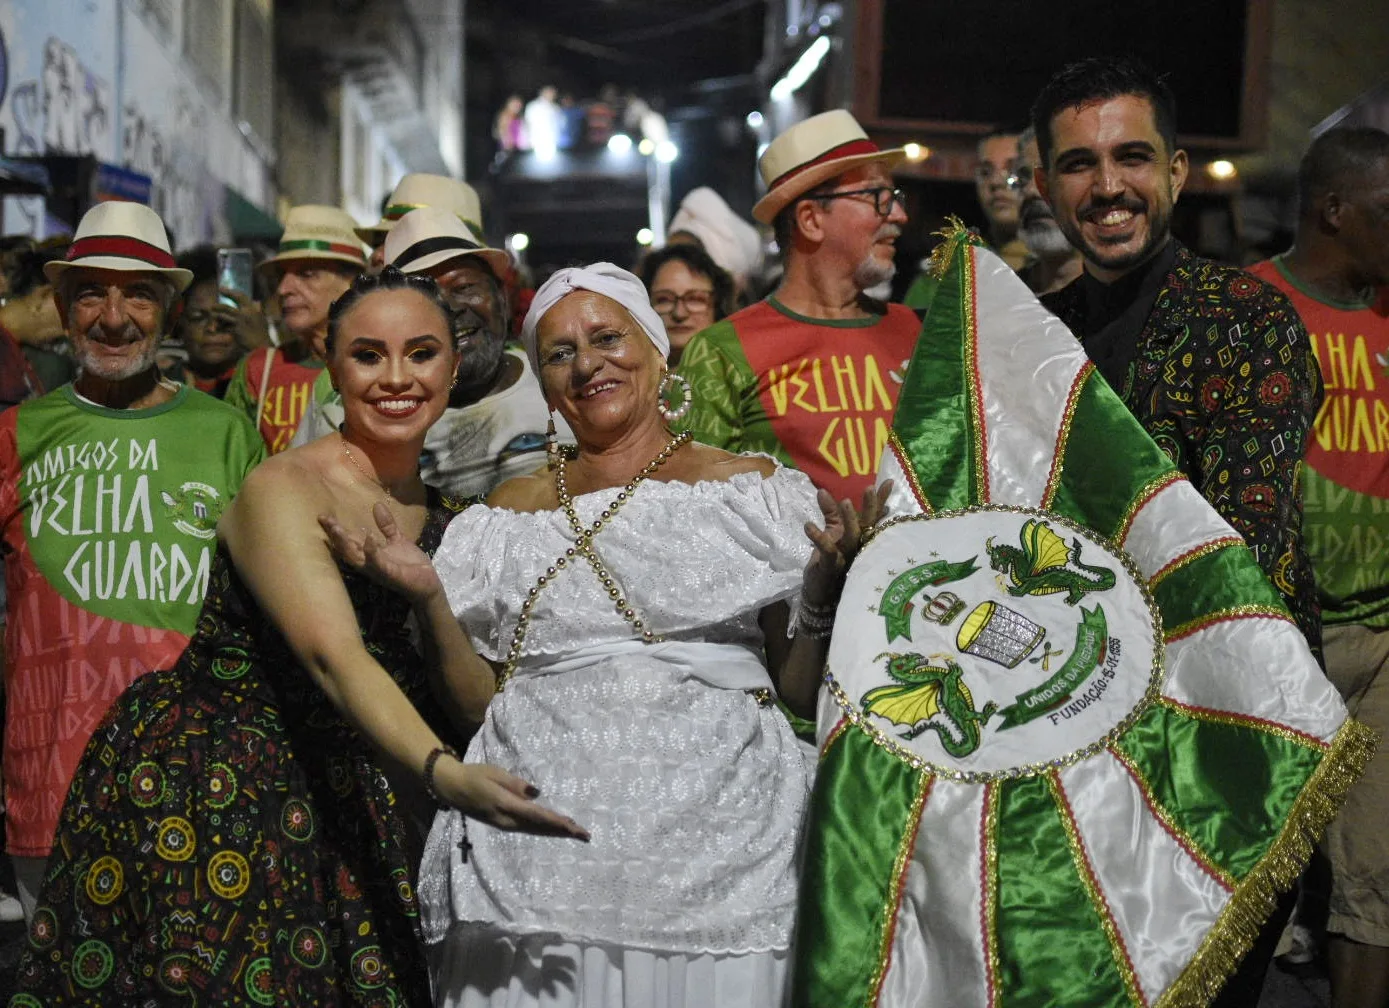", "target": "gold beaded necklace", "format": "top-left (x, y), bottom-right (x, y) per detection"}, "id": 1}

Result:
top-left (494, 430), bottom-right (691, 692)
